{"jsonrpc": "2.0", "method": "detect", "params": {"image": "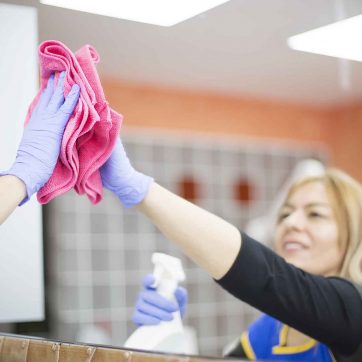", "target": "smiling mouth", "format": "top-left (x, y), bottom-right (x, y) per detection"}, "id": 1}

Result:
top-left (283, 242), bottom-right (306, 252)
